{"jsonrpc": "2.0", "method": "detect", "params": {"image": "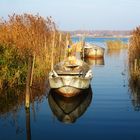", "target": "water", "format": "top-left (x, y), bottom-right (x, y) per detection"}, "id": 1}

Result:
top-left (1, 37), bottom-right (140, 140)
top-left (72, 37), bottom-right (129, 48)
